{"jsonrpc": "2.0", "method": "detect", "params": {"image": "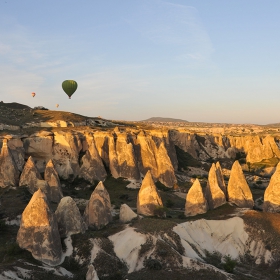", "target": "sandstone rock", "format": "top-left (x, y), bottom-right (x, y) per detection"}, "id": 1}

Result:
top-left (227, 160), bottom-right (254, 208)
top-left (215, 161), bottom-right (227, 198)
top-left (17, 189), bottom-right (62, 266)
top-left (263, 163), bottom-right (280, 212)
top-left (86, 265), bottom-right (99, 280)
top-left (185, 179), bottom-right (208, 216)
top-left (79, 137), bottom-right (107, 183)
top-left (84, 181), bottom-right (112, 229)
top-left (19, 156), bottom-right (50, 195)
top-left (55, 196), bottom-right (87, 237)
top-left (205, 163), bottom-right (226, 209)
top-left (137, 170), bottom-right (163, 216)
top-left (0, 139), bottom-right (20, 188)
top-left (119, 204), bottom-right (137, 223)
top-left (44, 159), bottom-right (63, 203)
